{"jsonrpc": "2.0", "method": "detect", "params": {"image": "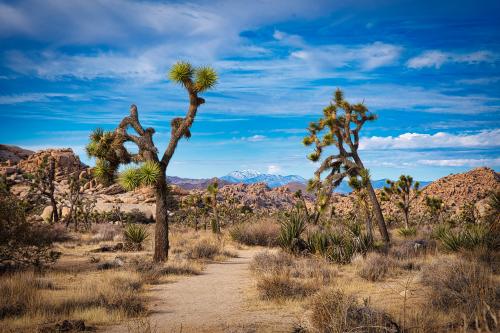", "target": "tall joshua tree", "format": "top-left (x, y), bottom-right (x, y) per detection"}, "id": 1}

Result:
top-left (87, 62), bottom-right (217, 262)
top-left (206, 180), bottom-right (220, 233)
top-left (382, 175), bottom-right (421, 229)
top-left (303, 89), bottom-right (390, 245)
top-left (348, 169), bottom-right (374, 243)
top-left (31, 156), bottom-right (58, 223)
